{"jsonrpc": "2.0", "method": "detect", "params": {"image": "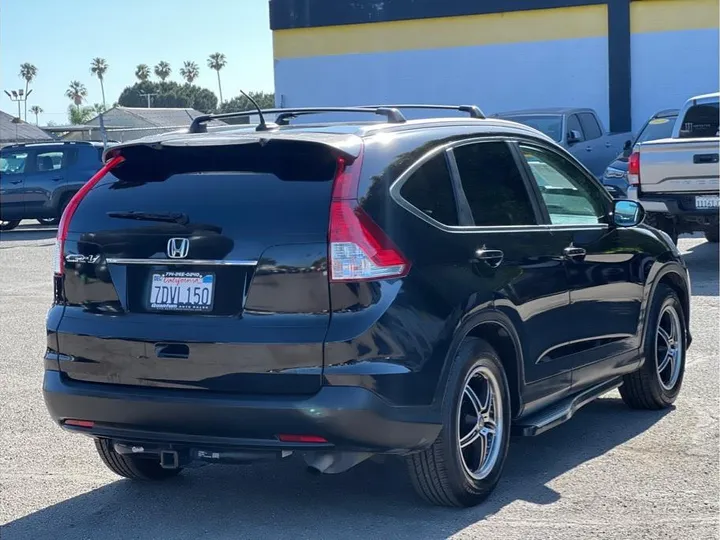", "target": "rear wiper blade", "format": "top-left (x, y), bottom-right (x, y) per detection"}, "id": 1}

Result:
top-left (107, 211), bottom-right (189, 224)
